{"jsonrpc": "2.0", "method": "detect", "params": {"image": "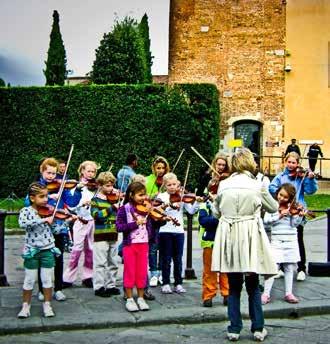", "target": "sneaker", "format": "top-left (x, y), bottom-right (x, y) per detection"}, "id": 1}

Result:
top-left (62, 281), bottom-right (73, 289)
top-left (17, 303), bottom-right (30, 318)
top-left (284, 293), bottom-right (299, 303)
top-left (203, 299), bottom-right (213, 307)
top-left (274, 269), bottom-right (285, 279)
top-left (106, 287), bottom-right (121, 295)
top-left (82, 278), bottom-right (93, 288)
top-left (227, 332), bottom-right (240, 341)
top-left (144, 288), bottom-right (156, 301)
top-left (174, 284), bottom-right (186, 293)
top-left (137, 297), bottom-right (150, 311)
top-left (95, 287), bottom-right (111, 298)
top-left (125, 298), bottom-right (139, 312)
top-left (38, 291), bottom-right (45, 302)
top-left (161, 284), bottom-right (173, 294)
top-left (158, 275), bottom-right (163, 285)
top-left (43, 302), bottom-right (55, 317)
top-left (223, 295), bottom-right (228, 306)
top-left (149, 275), bottom-right (158, 287)
top-left (261, 293), bottom-right (271, 305)
top-left (53, 290), bottom-right (66, 301)
top-left (254, 328), bottom-right (268, 342)
top-left (297, 271), bottom-right (306, 281)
